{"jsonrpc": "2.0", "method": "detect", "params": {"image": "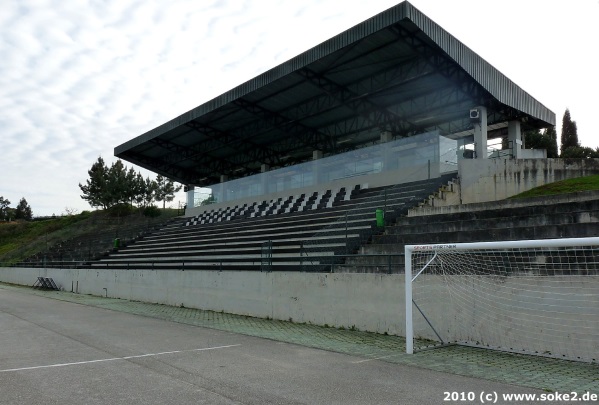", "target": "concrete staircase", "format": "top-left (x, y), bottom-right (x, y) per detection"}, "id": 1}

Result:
top-left (89, 177), bottom-right (453, 271)
top-left (346, 192), bottom-right (599, 273)
top-left (410, 177), bottom-right (461, 214)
